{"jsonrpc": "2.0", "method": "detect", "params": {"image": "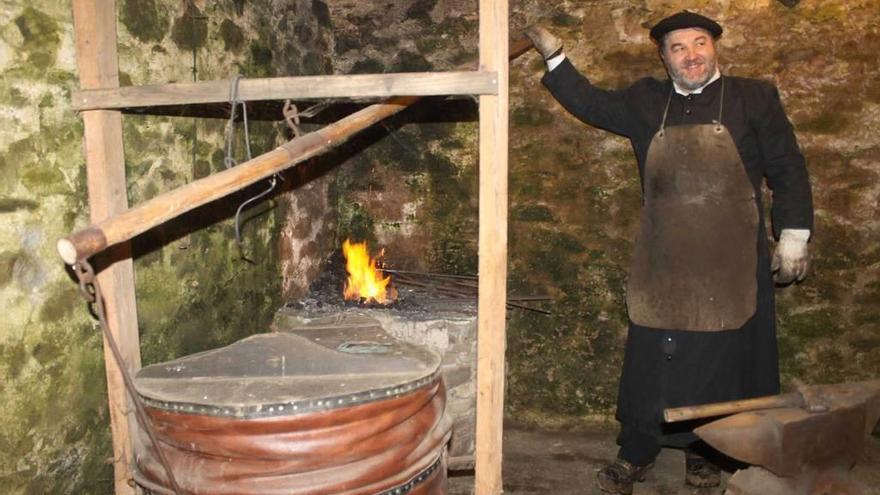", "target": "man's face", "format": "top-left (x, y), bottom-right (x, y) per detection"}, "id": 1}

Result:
top-left (661, 28), bottom-right (718, 90)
